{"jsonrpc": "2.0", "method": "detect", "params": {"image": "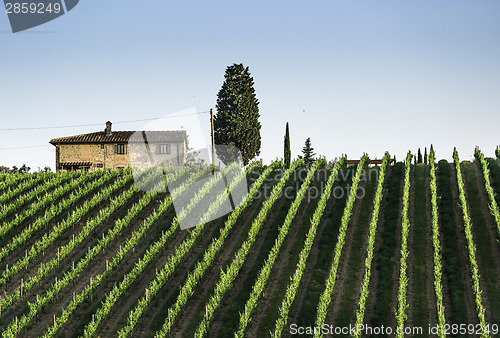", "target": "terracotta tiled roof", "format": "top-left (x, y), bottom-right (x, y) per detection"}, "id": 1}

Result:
top-left (50, 130), bottom-right (187, 144)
